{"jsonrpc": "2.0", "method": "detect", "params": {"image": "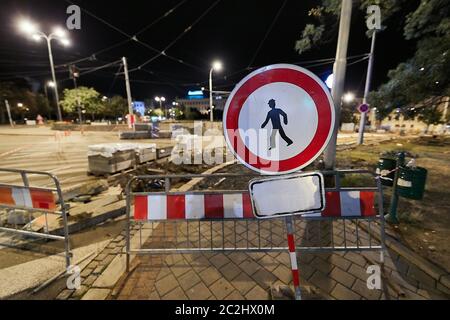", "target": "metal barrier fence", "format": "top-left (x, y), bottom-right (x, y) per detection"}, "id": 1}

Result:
top-left (0, 168), bottom-right (71, 268)
top-left (125, 169), bottom-right (386, 273)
